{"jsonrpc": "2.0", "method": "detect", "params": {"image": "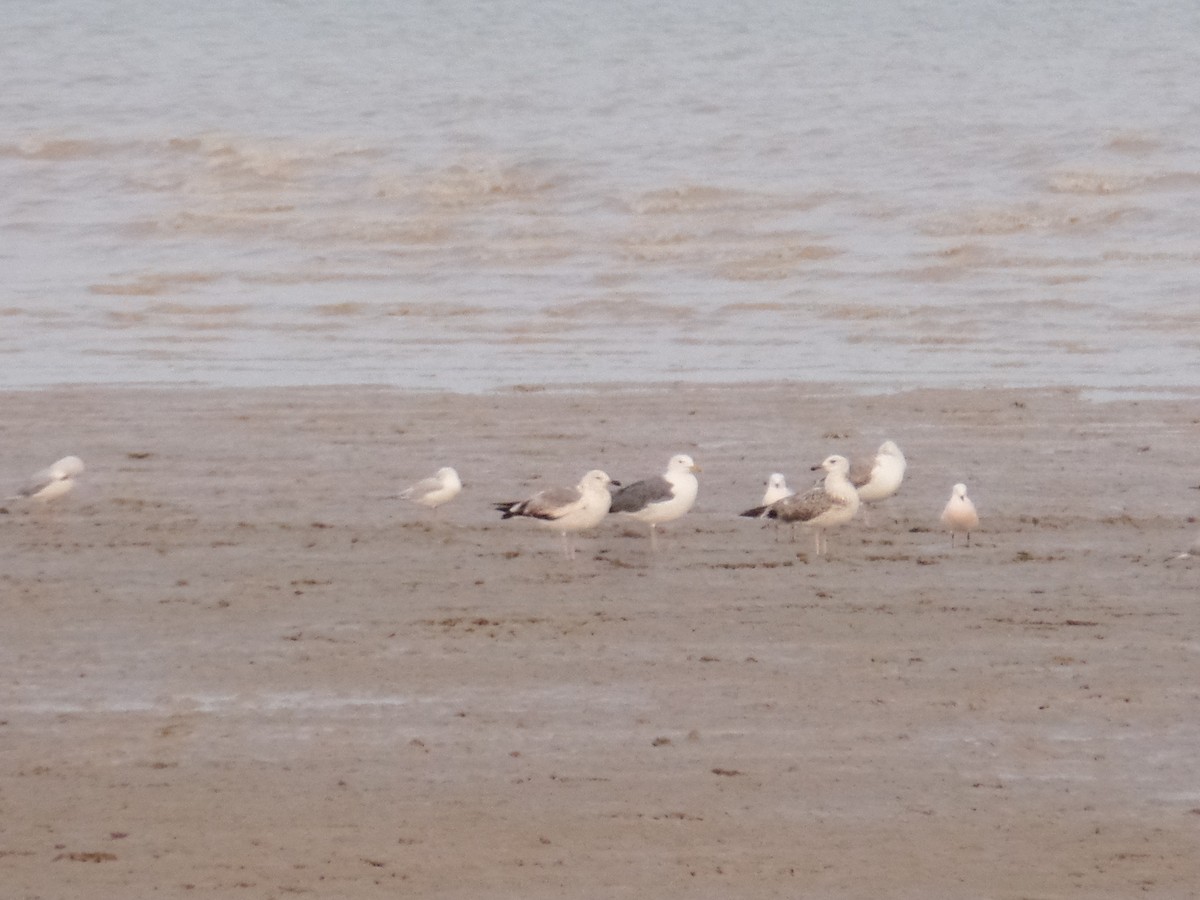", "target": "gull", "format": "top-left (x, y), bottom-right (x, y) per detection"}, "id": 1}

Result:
top-left (1168, 531), bottom-right (1200, 561)
top-left (761, 472), bottom-right (796, 541)
top-left (399, 466), bottom-right (462, 514)
top-left (849, 440), bottom-right (906, 523)
top-left (494, 470), bottom-right (618, 559)
top-left (742, 455), bottom-right (860, 557)
top-left (761, 473), bottom-right (793, 506)
top-left (10, 456), bottom-right (85, 503)
top-left (608, 453), bottom-right (700, 550)
top-left (941, 483), bottom-right (979, 547)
